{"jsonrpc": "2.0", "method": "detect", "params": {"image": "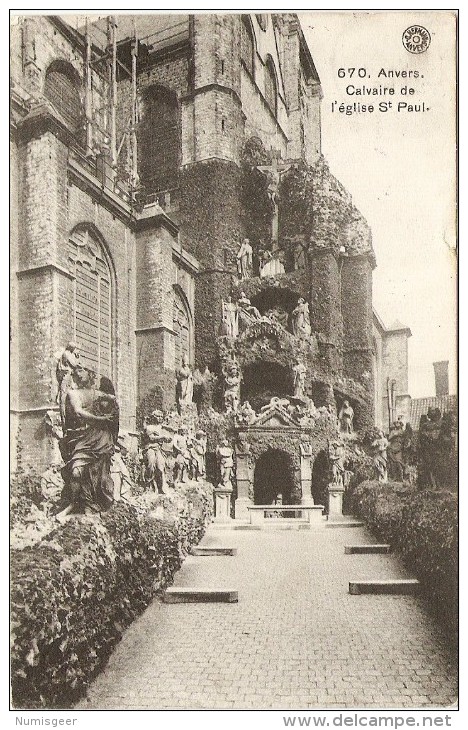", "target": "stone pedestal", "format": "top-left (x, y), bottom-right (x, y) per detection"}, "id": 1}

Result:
top-left (214, 486), bottom-right (233, 522)
top-left (234, 497), bottom-right (251, 520)
top-left (300, 445), bottom-right (314, 505)
top-left (328, 484), bottom-right (345, 517)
